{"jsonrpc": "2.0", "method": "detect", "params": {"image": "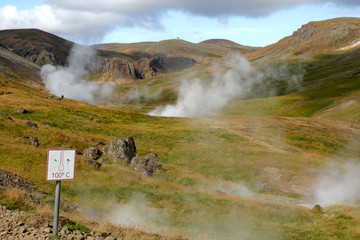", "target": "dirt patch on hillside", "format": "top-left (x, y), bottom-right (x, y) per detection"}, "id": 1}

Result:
top-left (316, 98), bottom-right (358, 118)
